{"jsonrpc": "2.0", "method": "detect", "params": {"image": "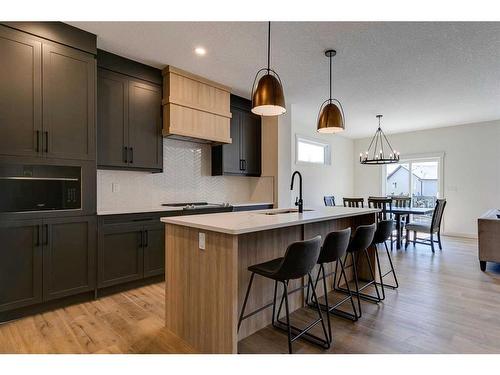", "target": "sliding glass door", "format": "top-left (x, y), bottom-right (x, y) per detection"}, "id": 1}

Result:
top-left (385, 157), bottom-right (441, 211)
